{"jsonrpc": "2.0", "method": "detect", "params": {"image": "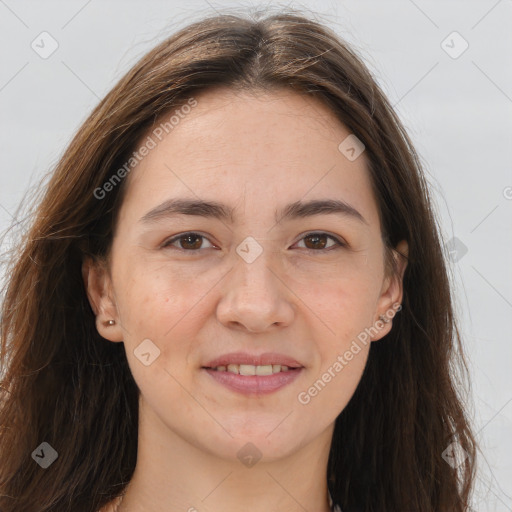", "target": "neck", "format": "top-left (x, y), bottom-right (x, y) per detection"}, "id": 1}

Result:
top-left (118, 397), bottom-right (334, 512)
